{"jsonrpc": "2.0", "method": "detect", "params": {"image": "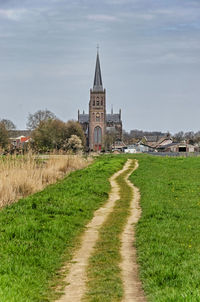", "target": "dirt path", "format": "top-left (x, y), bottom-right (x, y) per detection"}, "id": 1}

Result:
top-left (120, 160), bottom-right (146, 302)
top-left (56, 160), bottom-right (131, 302)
